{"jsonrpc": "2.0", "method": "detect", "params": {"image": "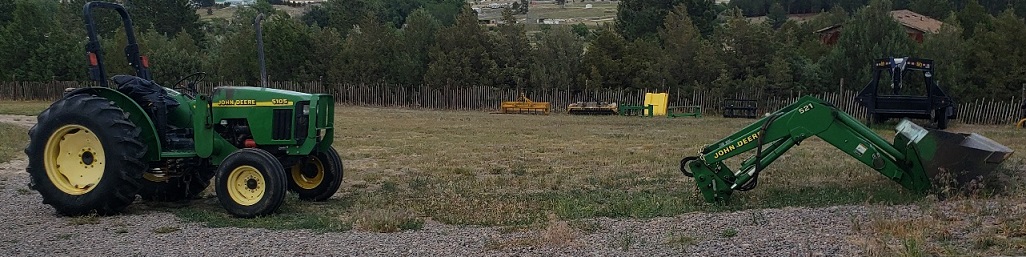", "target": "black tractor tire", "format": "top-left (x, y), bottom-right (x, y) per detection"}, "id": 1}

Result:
top-left (215, 148), bottom-right (287, 218)
top-left (935, 109), bottom-right (949, 130)
top-left (24, 94), bottom-right (147, 216)
top-left (138, 165), bottom-right (215, 202)
top-left (287, 146), bottom-right (344, 201)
